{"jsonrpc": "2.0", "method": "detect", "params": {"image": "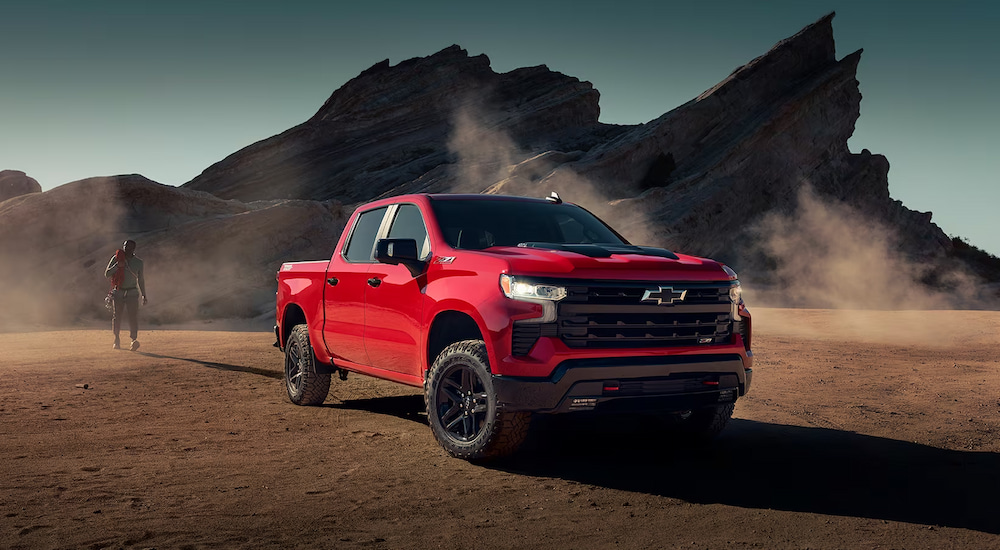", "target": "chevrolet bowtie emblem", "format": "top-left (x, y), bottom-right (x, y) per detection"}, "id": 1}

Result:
top-left (641, 286), bottom-right (687, 305)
